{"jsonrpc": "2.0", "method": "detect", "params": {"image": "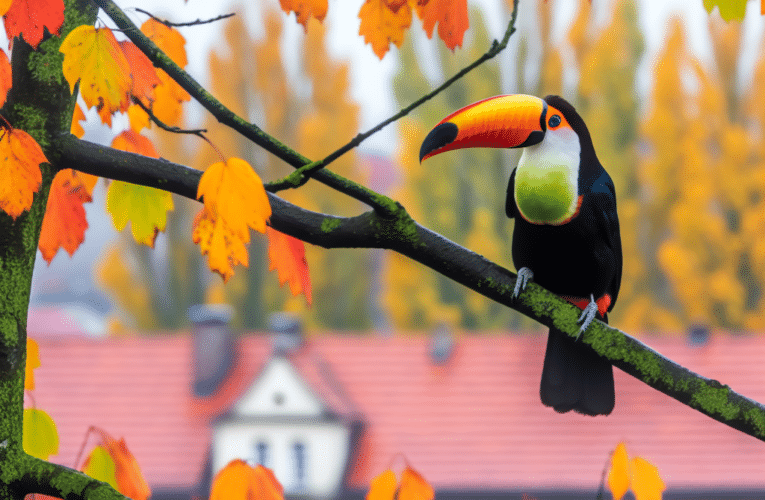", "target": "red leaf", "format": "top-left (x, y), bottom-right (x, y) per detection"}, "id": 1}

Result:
top-left (4, 0), bottom-right (65, 49)
top-left (119, 40), bottom-right (161, 107)
top-left (266, 227), bottom-right (312, 306)
top-left (0, 50), bottom-right (11, 107)
top-left (38, 169), bottom-right (95, 263)
top-left (418, 0), bottom-right (469, 50)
